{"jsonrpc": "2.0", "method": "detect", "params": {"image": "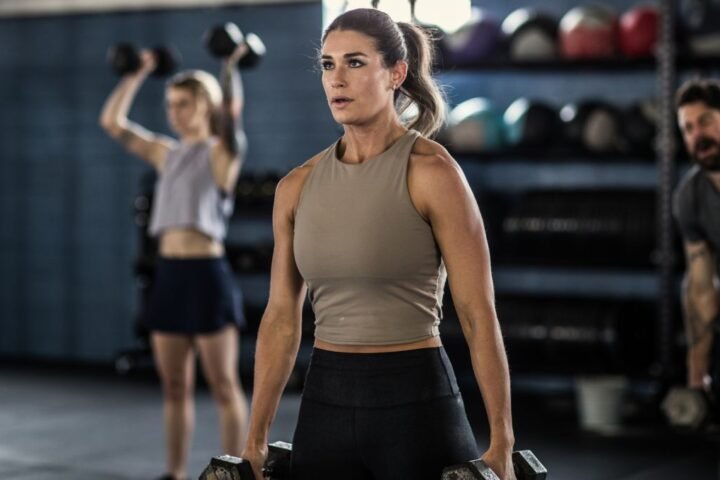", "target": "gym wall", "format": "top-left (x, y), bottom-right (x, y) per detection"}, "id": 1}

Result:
top-left (0, 0), bottom-right (677, 367)
top-left (0, 2), bottom-right (337, 362)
